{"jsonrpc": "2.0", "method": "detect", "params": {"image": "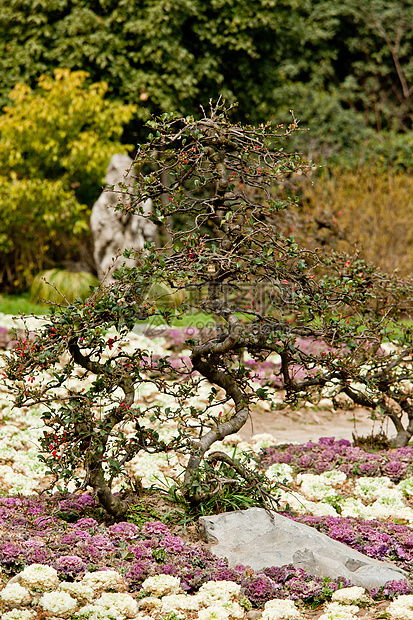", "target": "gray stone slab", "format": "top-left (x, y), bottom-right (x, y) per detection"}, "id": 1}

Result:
top-left (199, 508), bottom-right (409, 590)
